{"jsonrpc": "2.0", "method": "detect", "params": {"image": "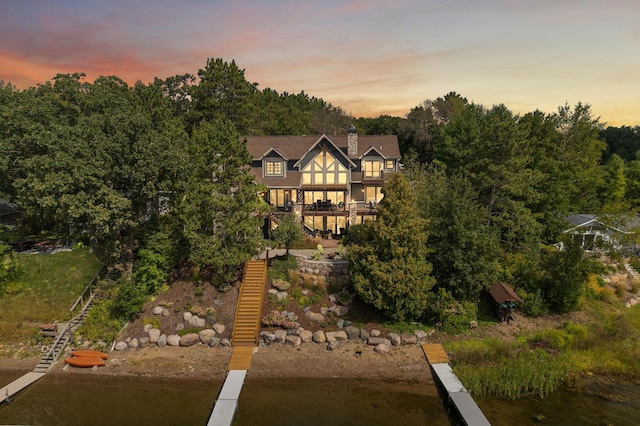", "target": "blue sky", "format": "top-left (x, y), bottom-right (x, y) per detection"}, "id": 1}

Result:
top-left (1, 0), bottom-right (638, 125)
